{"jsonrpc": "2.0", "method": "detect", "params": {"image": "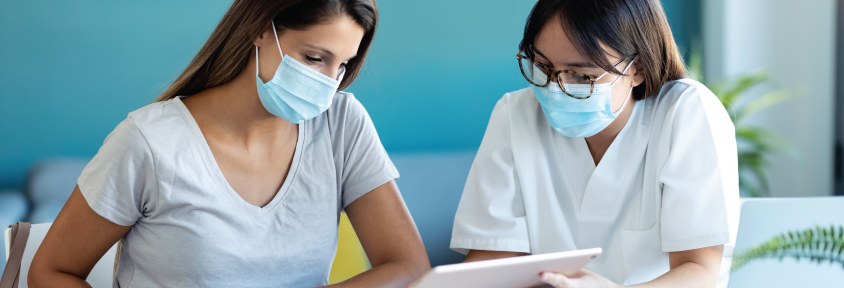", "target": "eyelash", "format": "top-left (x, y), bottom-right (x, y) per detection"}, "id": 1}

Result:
top-left (305, 56), bottom-right (322, 63)
top-left (306, 56), bottom-right (348, 69)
